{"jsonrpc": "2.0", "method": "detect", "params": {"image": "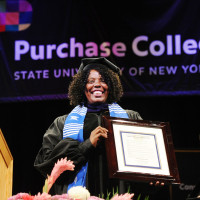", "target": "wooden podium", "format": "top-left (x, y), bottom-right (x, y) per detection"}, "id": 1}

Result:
top-left (0, 129), bottom-right (13, 200)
